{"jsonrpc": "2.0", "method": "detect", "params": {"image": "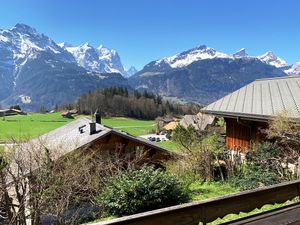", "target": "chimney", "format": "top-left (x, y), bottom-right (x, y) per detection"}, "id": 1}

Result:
top-left (89, 122), bottom-right (96, 135)
top-left (94, 111), bottom-right (101, 124)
